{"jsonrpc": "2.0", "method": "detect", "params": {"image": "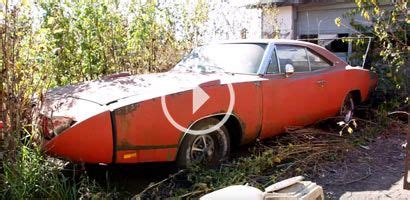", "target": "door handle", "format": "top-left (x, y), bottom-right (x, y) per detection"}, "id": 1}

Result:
top-left (316, 80), bottom-right (326, 87)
